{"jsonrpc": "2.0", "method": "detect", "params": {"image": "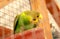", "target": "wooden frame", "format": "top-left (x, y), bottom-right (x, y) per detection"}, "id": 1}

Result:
top-left (30, 0), bottom-right (53, 39)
